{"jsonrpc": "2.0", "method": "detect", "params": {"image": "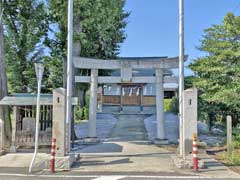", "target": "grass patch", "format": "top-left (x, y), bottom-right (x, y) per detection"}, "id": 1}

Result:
top-left (217, 149), bottom-right (240, 166)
